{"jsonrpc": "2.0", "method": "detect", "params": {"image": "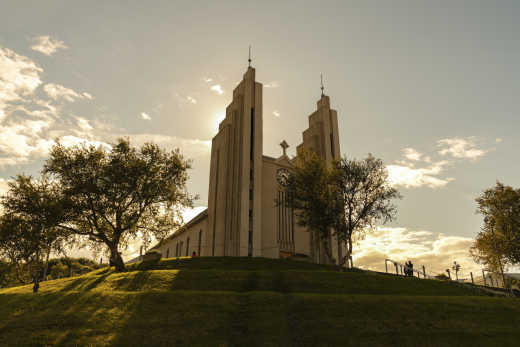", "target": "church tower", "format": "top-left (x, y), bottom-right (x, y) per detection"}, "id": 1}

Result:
top-left (207, 65), bottom-right (263, 257)
top-left (296, 94), bottom-right (341, 165)
top-left (296, 84), bottom-right (342, 264)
